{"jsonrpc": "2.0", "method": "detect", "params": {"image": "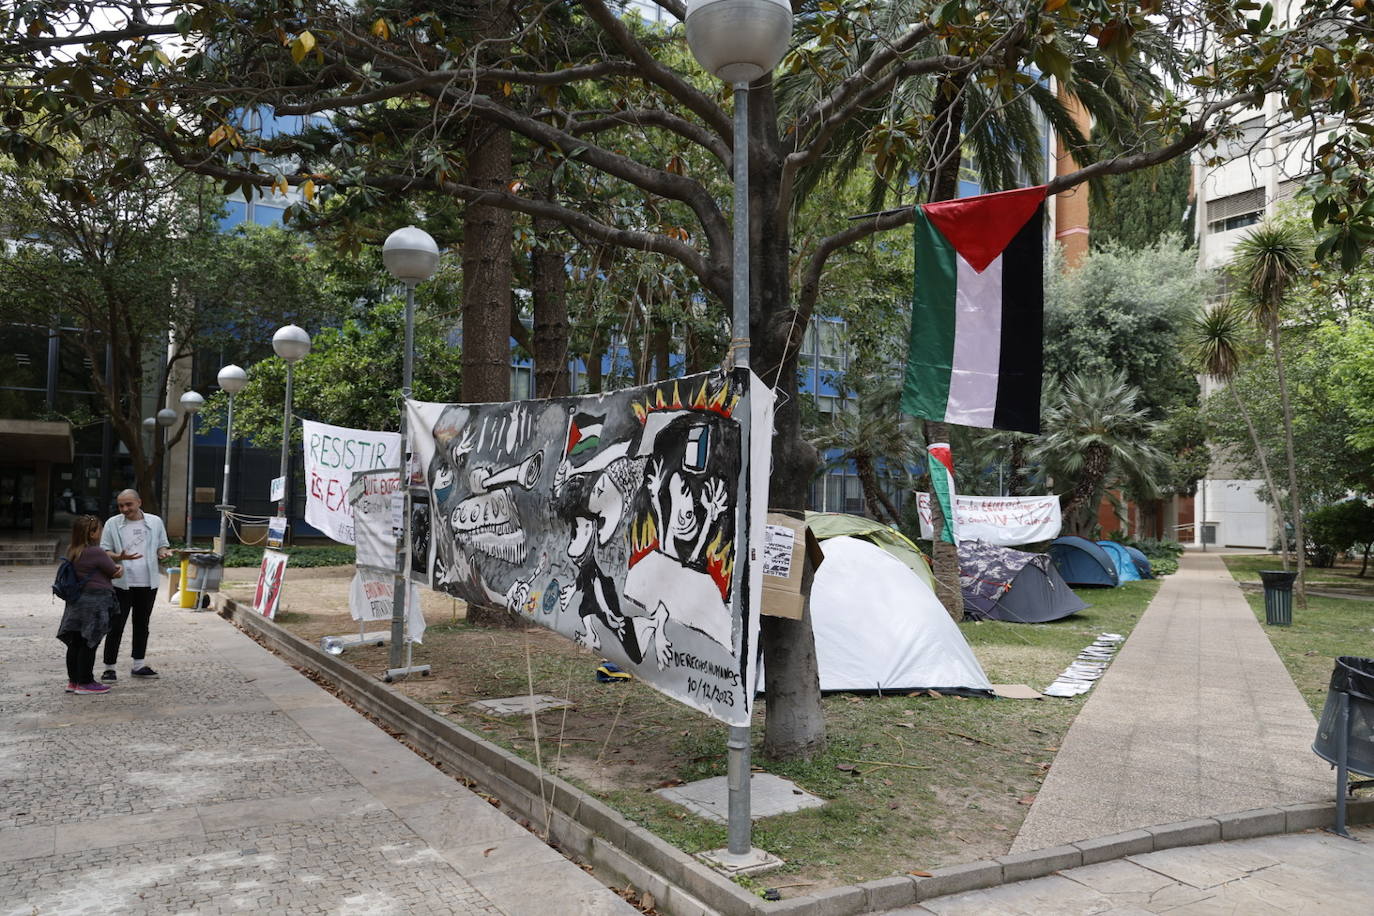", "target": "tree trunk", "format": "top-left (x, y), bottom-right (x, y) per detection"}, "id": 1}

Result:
top-left (1060, 443), bottom-right (1109, 537)
top-left (1361, 544), bottom-right (1369, 578)
top-left (923, 420), bottom-right (962, 621)
top-left (1006, 438), bottom-right (1027, 497)
top-left (461, 121), bottom-right (513, 404)
top-left (1270, 326), bottom-right (1306, 606)
top-left (752, 84), bottom-right (826, 762)
top-left (1230, 384), bottom-right (1287, 568)
top-left (531, 213), bottom-right (570, 399)
top-left (853, 453), bottom-right (897, 524)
